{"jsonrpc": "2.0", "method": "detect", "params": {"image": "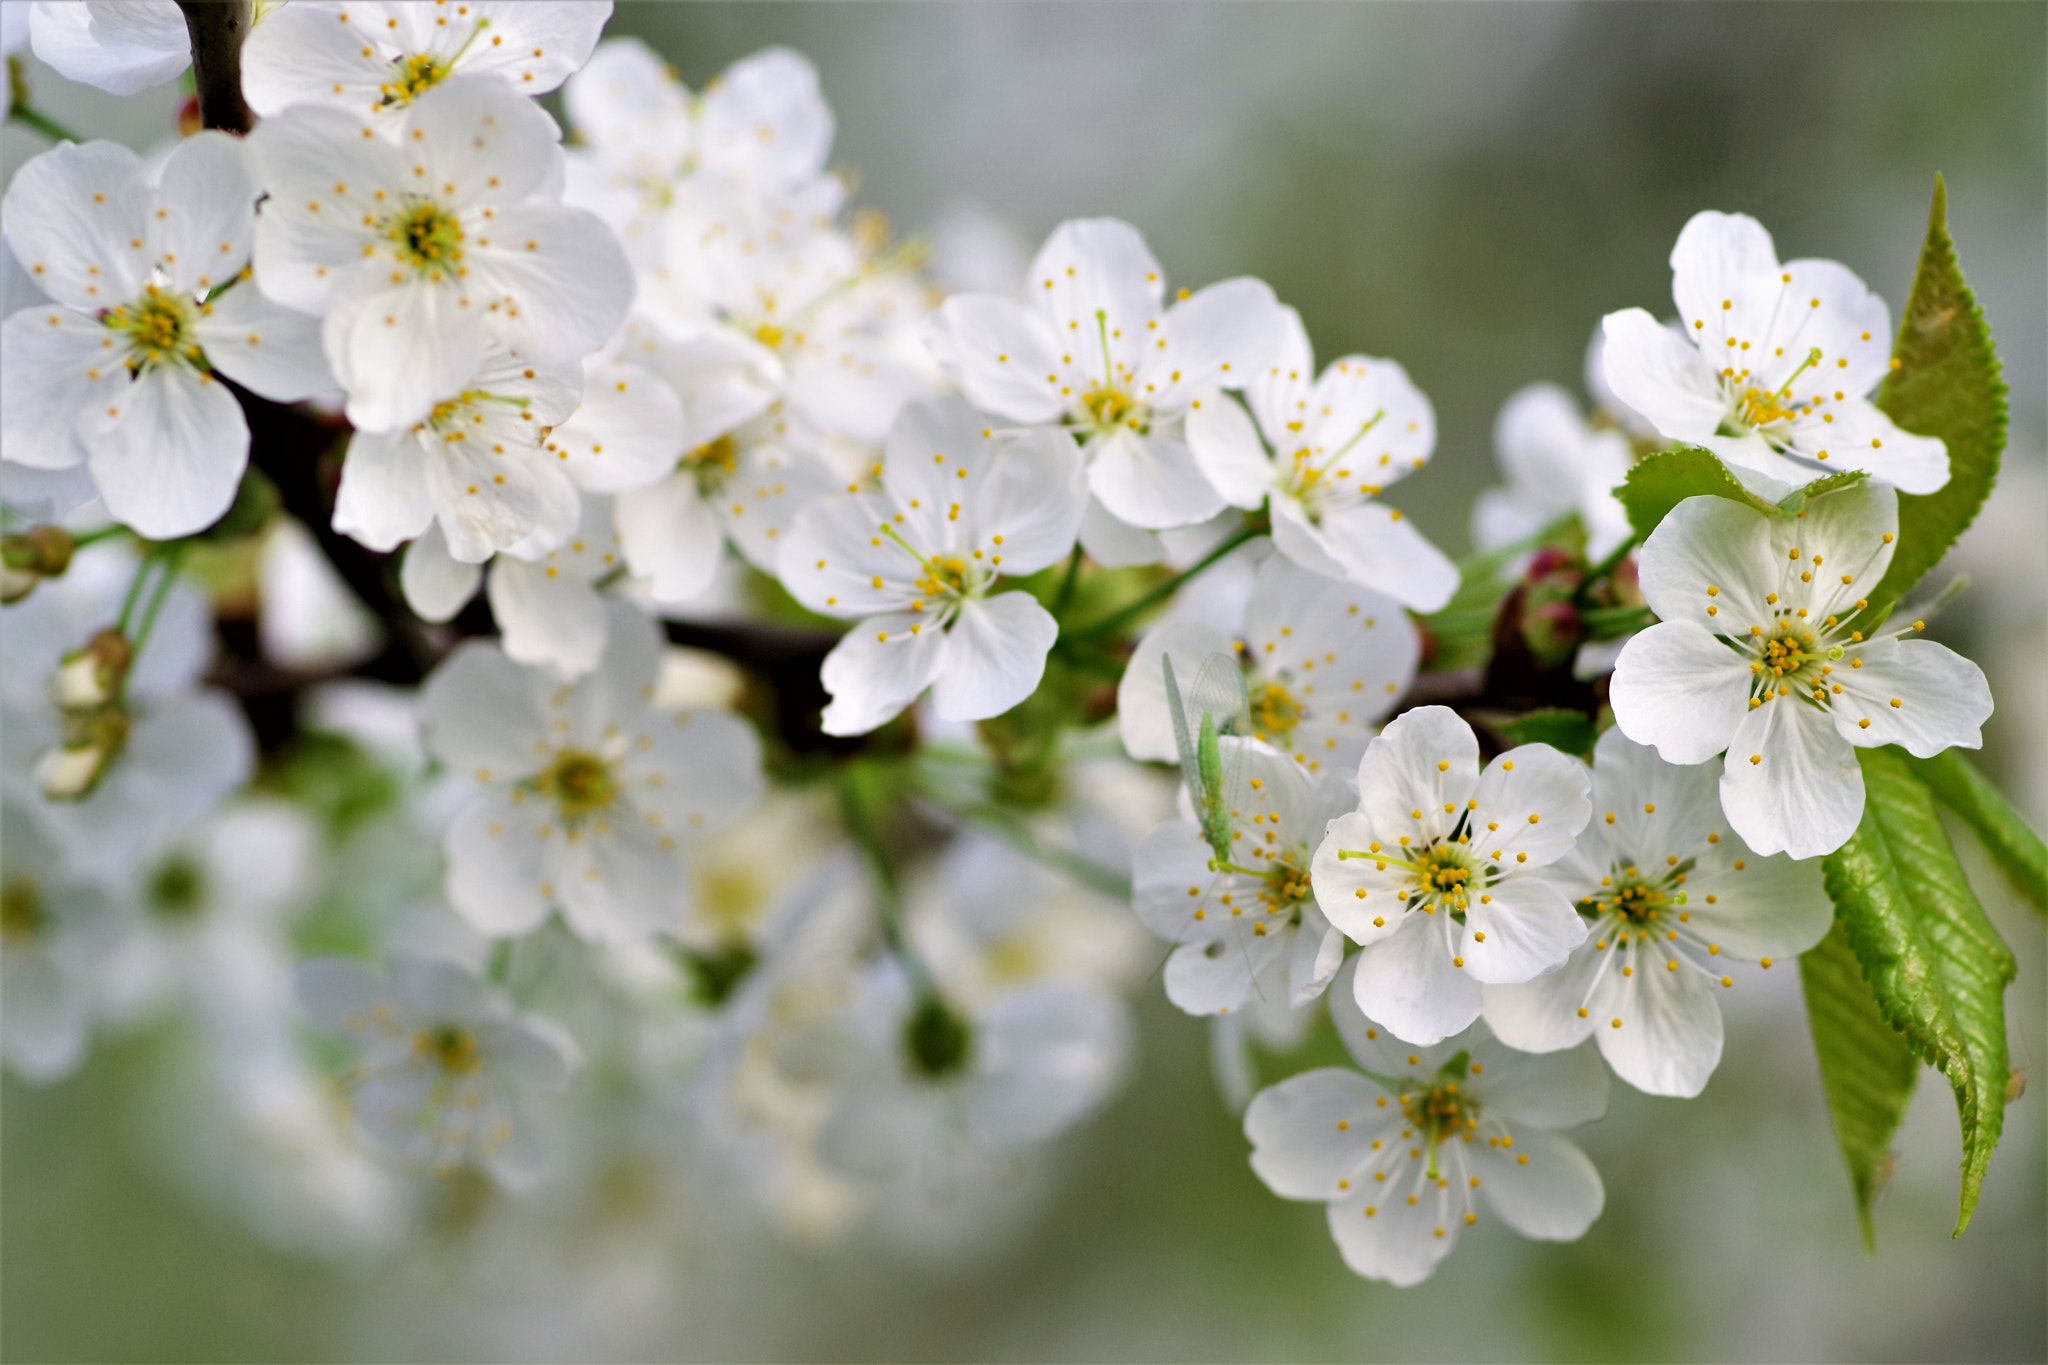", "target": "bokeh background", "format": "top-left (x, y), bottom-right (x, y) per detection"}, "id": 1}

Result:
top-left (4, 3), bottom-right (2043, 1361)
